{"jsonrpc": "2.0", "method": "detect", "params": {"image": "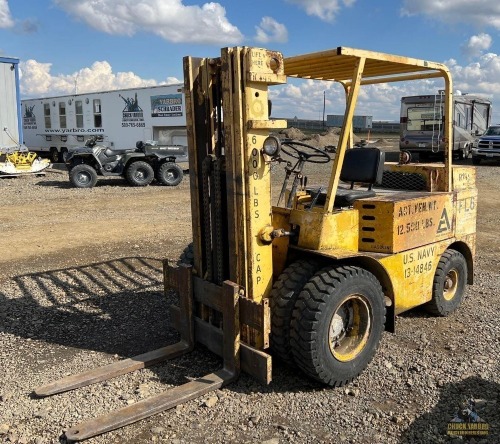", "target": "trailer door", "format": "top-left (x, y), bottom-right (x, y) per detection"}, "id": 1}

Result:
top-left (0, 61), bottom-right (20, 150)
